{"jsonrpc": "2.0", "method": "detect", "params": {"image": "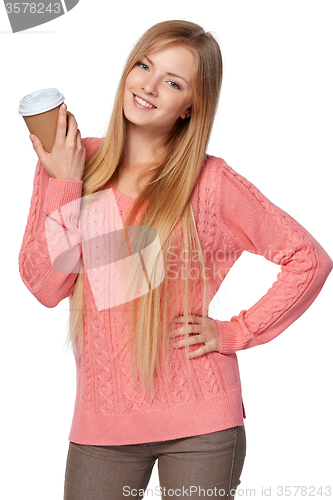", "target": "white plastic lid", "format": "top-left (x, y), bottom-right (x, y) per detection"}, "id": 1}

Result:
top-left (18, 88), bottom-right (65, 116)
